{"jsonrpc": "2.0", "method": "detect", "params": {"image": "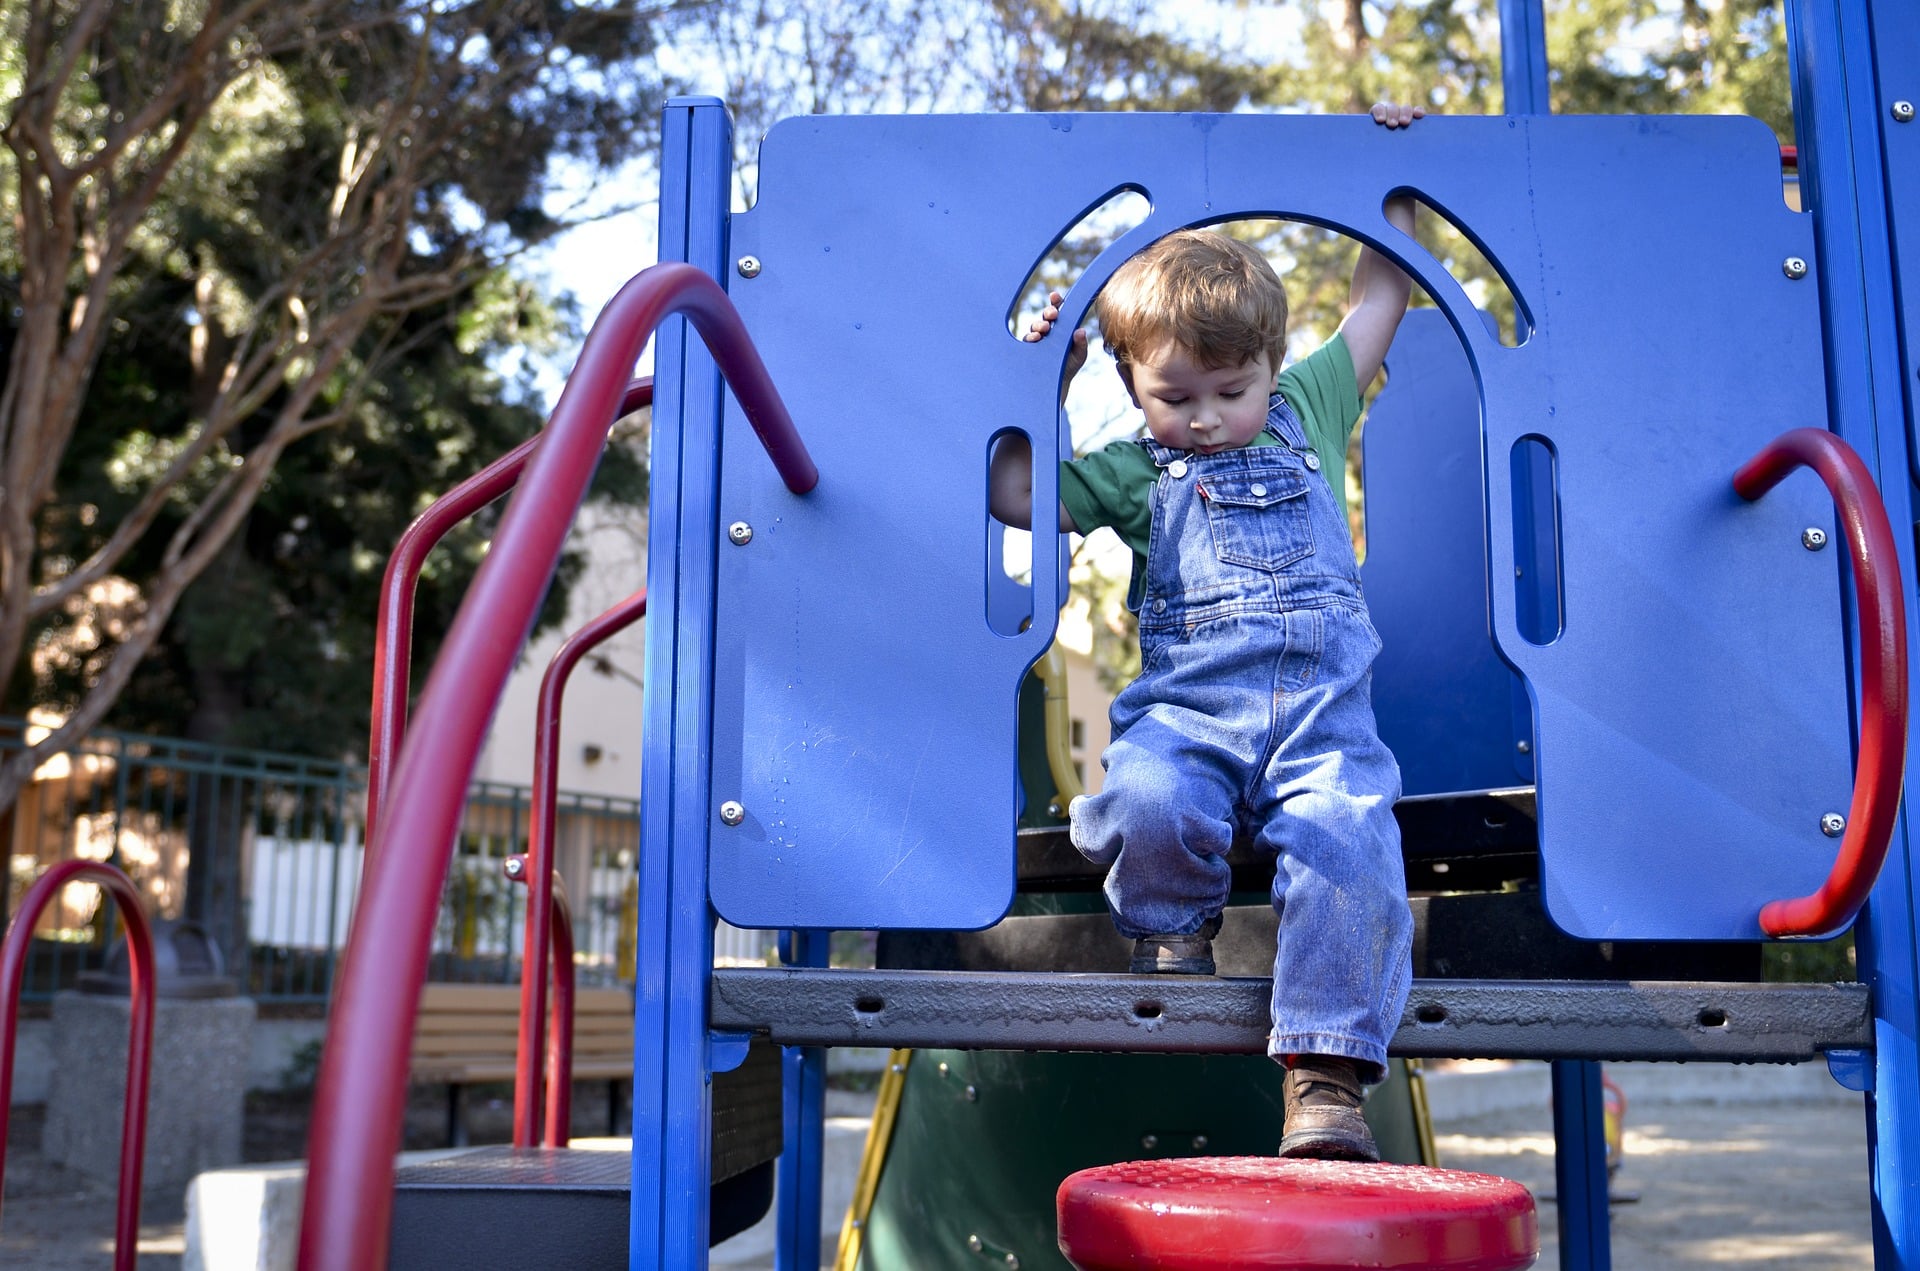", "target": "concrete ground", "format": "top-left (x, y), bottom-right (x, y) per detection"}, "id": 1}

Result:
top-left (0, 1060), bottom-right (1877, 1269)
